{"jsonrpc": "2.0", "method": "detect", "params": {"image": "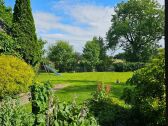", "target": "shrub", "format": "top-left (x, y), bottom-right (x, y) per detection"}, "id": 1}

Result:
top-left (87, 82), bottom-right (129, 126)
top-left (30, 81), bottom-right (98, 126)
top-left (50, 100), bottom-right (99, 126)
top-left (111, 62), bottom-right (146, 72)
top-left (30, 81), bottom-right (52, 125)
top-left (0, 55), bottom-right (35, 98)
top-left (0, 32), bottom-right (20, 57)
top-left (122, 50), bottom-right (165, 126)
